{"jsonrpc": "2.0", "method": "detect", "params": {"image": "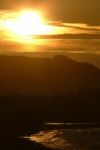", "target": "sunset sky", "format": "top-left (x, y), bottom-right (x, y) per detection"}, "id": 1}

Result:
top-left (0, 0), bottom-right (100, 54)
top-left (0, 0), bottom-right (100, 25)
